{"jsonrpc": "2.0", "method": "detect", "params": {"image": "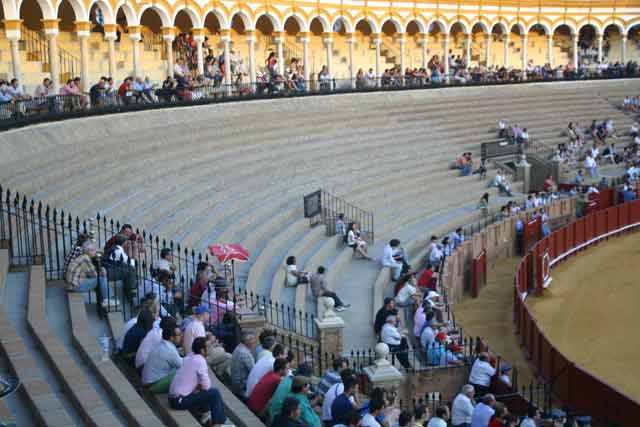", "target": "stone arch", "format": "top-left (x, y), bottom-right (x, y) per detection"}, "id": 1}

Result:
top-left (171, 6), bottom-right (202, 29)
top-left (283, 13), bottom-right (305, 35)
top-left (552, 20), bottom-right (577, 35)
top-left (405, 17), bottom-right (426, 34)
top-left (114, 1), bottom-right (137, 26)
top-left (19, 0), bottom-right (55, 22)
top-left (282, 11), bottom-right (308, 33)
top-left (229, 9), bottom-right (253, 31)
top-left (332, 15), bottom-right (353, 34)
top-left (527, 21), bottom-right (551, 35)
top-left (202, 8), bottom-right (228, 31)
top-left (625, 19), bottom-right (640, 34)
top-left (138, 4), bottom-right (171, 29)
top-left (470, 19), bottom-right (490, 35)
top-left (57, 0), bottom-right (77, 32)
top-left (86, 0), bottom-right (114, 25)
top-left (57, 0), bottom-right (87, 22)
top-left (510, 22), bottom-right (526, 36)
top-left (448, 19), bottom-right (469, 35)
top-left (1, 0), bottom-right (18, 21)
top-left (491, 21), bottom-right (508, 35)
top-left (353, 15), bottom-right (379, 34)
top-left (602, 20), bottom-right (624, 35)
top-left (380, 16), bottom-right (403, 34)
top-left (307, 13), bottom-right (330, 33)
top-left (427, 18), bottom-right (447, 34)
top-left (578, 21), bottom-right (601, 36)
top-left (253, 10), bottom-right (282, 32)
